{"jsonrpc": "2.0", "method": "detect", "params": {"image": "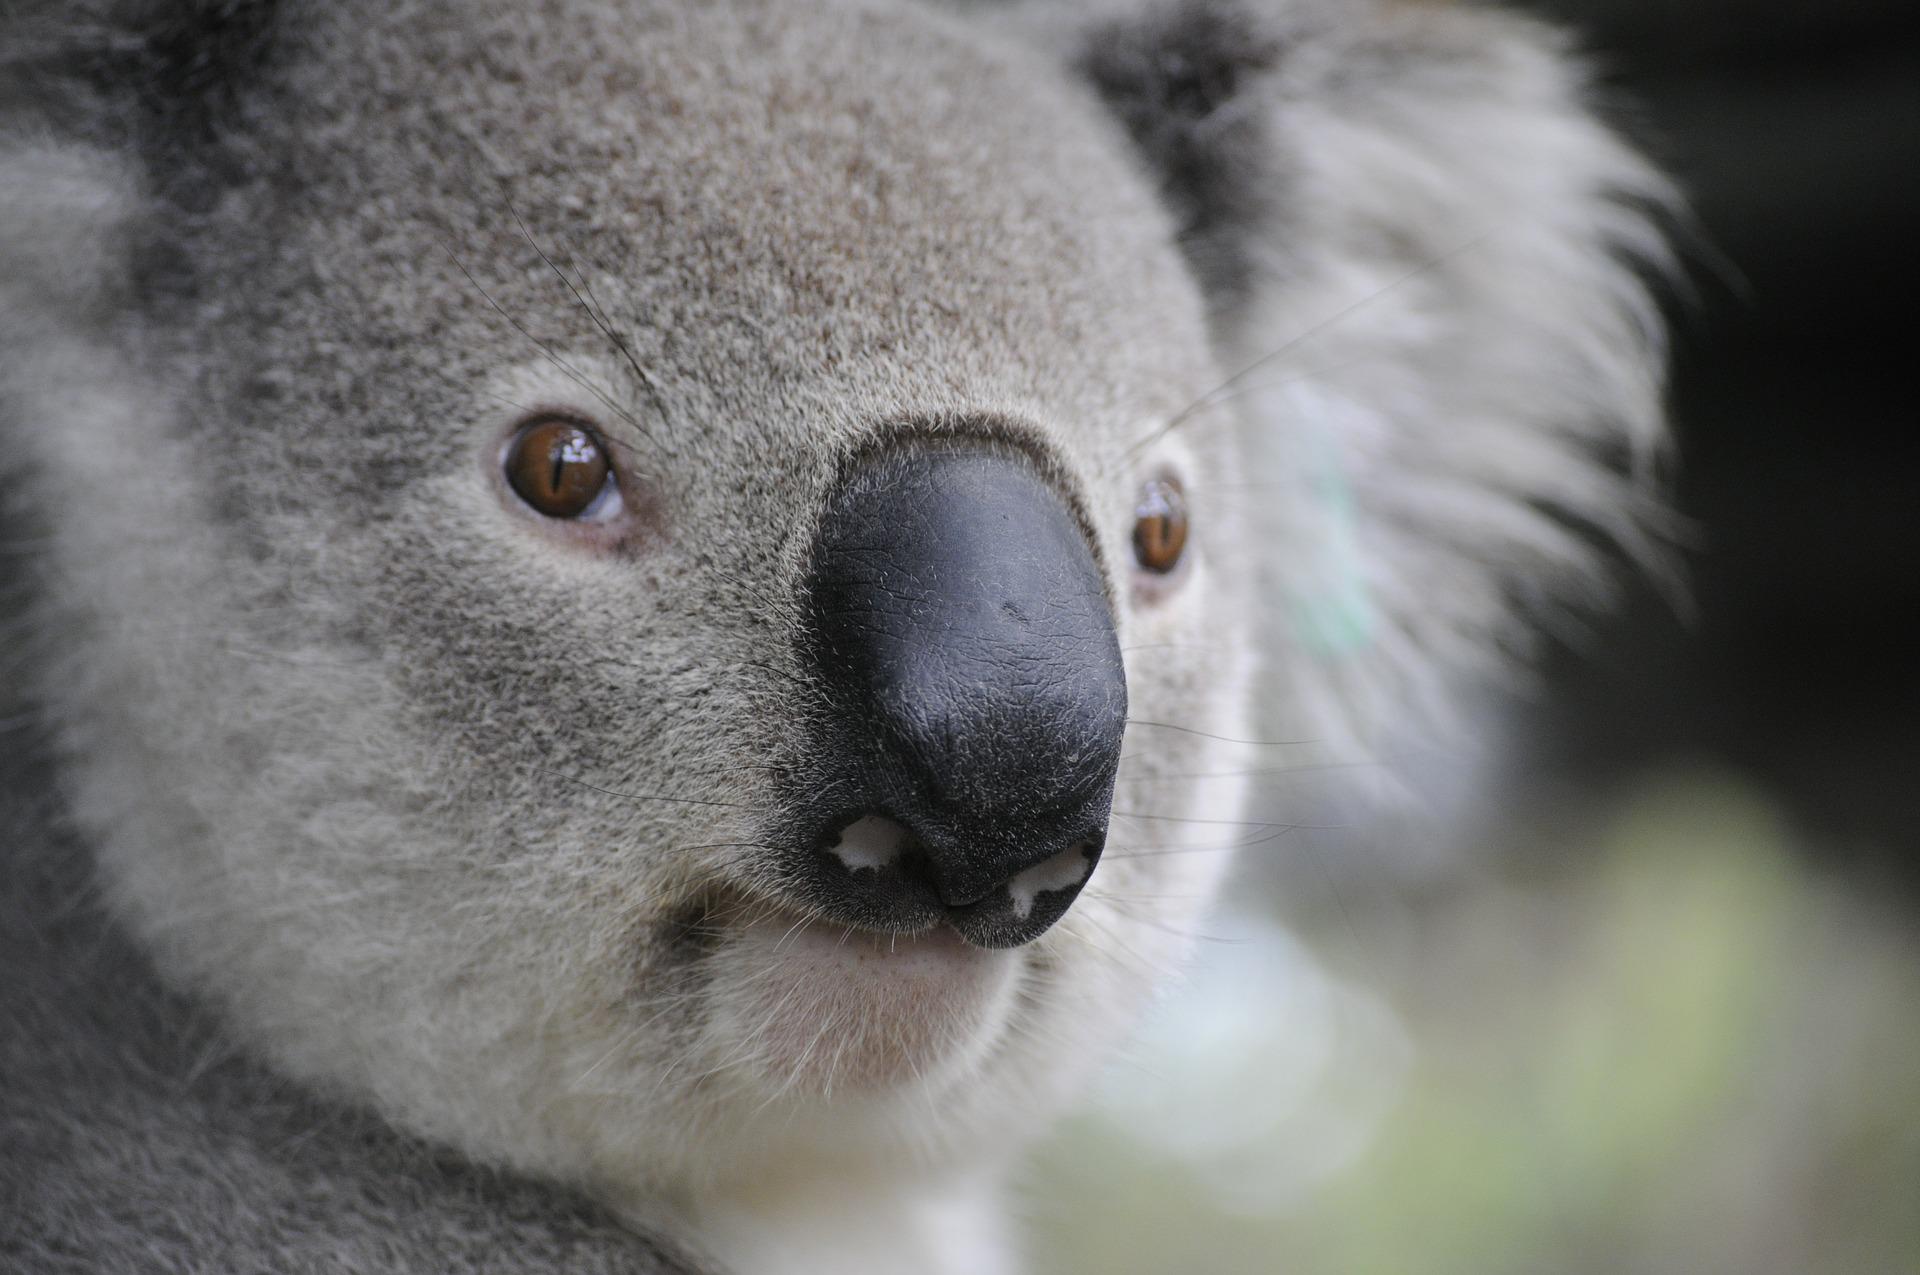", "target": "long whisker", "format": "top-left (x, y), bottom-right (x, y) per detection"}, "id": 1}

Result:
top-left (440, 242), bottom-right (653, 442)
top-left (1117, 233), bottom-right (1489, 461)
top-left (1117, 758), bottom-right (1394, 784)
top-left (1102, 821), bottom-right (1323, 859)
top-left (504, 201), bottom-right (675, 439)
top-left (1110, 808), bottom-right (1333, 830)
top-left (1124, 718), bottom-right (1314, 747)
